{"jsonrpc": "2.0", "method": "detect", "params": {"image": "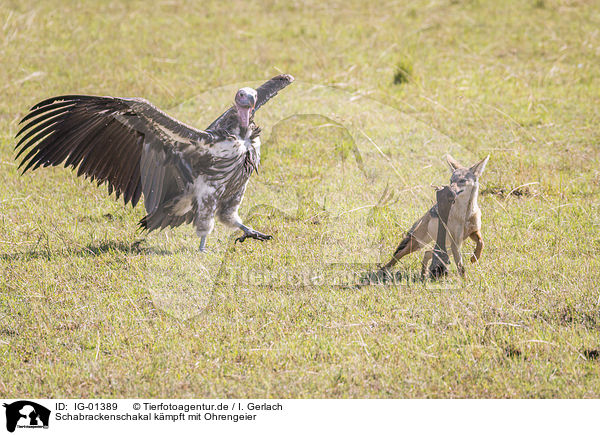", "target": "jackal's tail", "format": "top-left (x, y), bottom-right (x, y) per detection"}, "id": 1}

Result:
top-left (392, 233), bottom-right (413, 257)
